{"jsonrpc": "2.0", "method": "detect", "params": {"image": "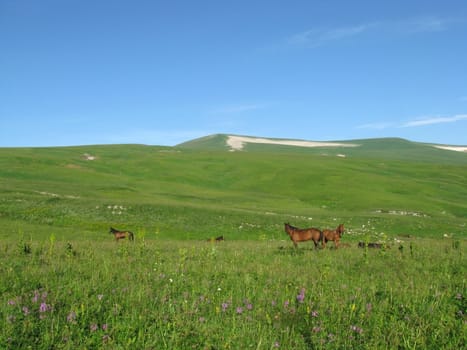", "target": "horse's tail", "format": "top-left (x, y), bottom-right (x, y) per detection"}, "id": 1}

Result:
top-left (129, 231), bottom-right (134, 241)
